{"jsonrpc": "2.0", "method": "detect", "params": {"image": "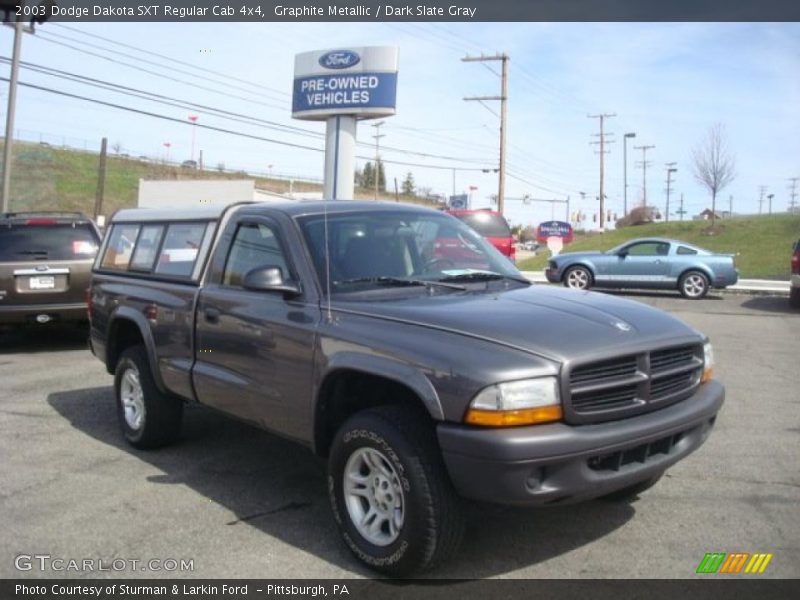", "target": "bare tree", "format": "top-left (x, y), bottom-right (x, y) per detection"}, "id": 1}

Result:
top-left (691, 124), bottom-right (736, 228)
